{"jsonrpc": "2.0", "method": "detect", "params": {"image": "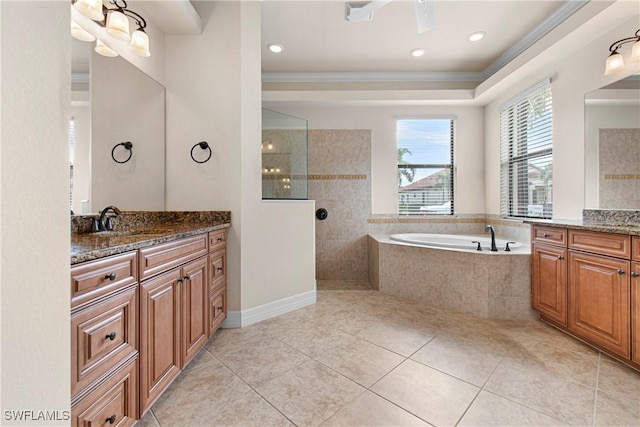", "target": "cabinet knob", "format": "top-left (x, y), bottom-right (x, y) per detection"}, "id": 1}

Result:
top-left (631, 272), bottom-right (639, 278)
top-left (105, 332), bottom-right (116, 341)
top-left (217, 237), bottom-right (224, 242)
top-left (216, 306), bottom-right (223, 311)
top-left (217, 267), bottom-right (223, 272)
top-left (184, 275), bottom-right (191, 281)
top-left (106, 415), bottom-right (116, 424)
top-left (558, 255), bottom-right (564, 260)
top-left (105, 272), bottom-right (116, 281)
top-left (617, 268), bottom-right (625, 275)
